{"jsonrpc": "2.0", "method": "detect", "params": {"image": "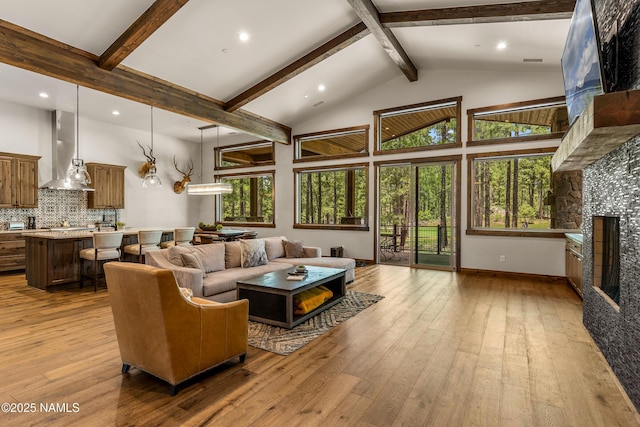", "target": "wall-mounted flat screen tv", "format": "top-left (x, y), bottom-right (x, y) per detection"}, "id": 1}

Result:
top-left (561, 0), bottom-right (607, 126)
